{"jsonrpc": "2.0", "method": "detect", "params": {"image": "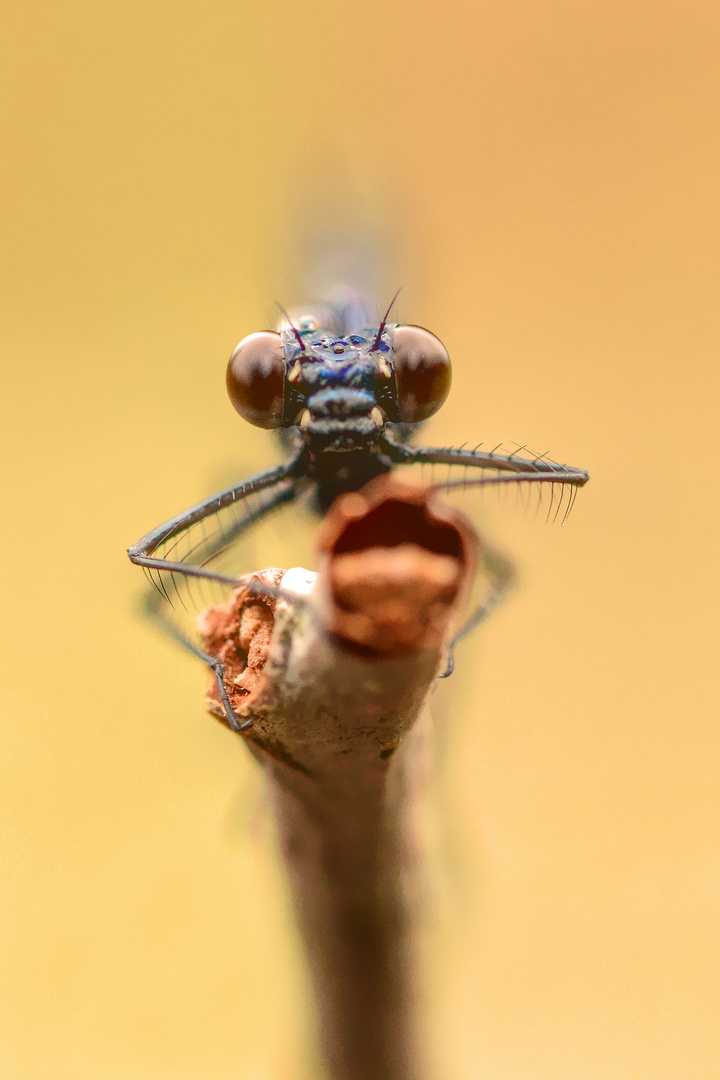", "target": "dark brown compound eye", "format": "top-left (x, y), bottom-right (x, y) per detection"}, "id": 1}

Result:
top-left (226, 332), bottom-right (286, 428)
top-left (392, 325), bottom-right (451, 423)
